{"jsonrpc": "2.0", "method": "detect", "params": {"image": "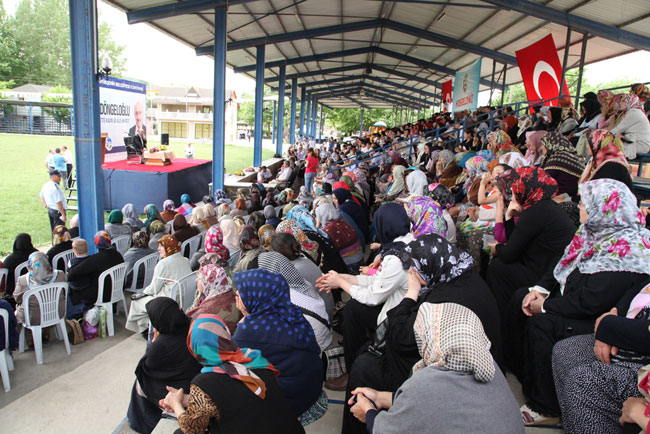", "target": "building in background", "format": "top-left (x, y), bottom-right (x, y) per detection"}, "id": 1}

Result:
top-left (148, 86), bottom-right (238, 143)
